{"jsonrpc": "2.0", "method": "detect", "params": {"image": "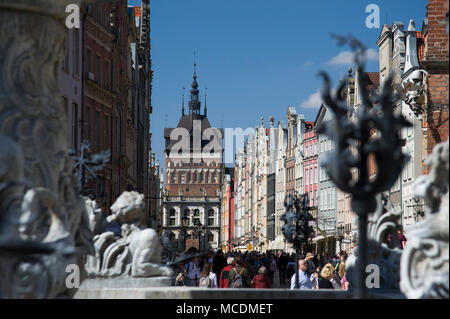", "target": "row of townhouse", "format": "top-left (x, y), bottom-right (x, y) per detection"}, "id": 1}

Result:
top-left (59, 0), bottom-right (161, 223)
top-left (224, 1), bottom-right (448, 255)
top-left (337, 0), bottom-right (448, 253)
